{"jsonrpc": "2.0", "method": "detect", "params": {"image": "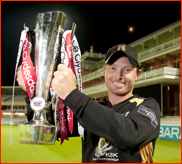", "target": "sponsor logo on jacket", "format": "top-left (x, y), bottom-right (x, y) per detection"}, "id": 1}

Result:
top-left (138, 105), bottom-right (158, 127)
